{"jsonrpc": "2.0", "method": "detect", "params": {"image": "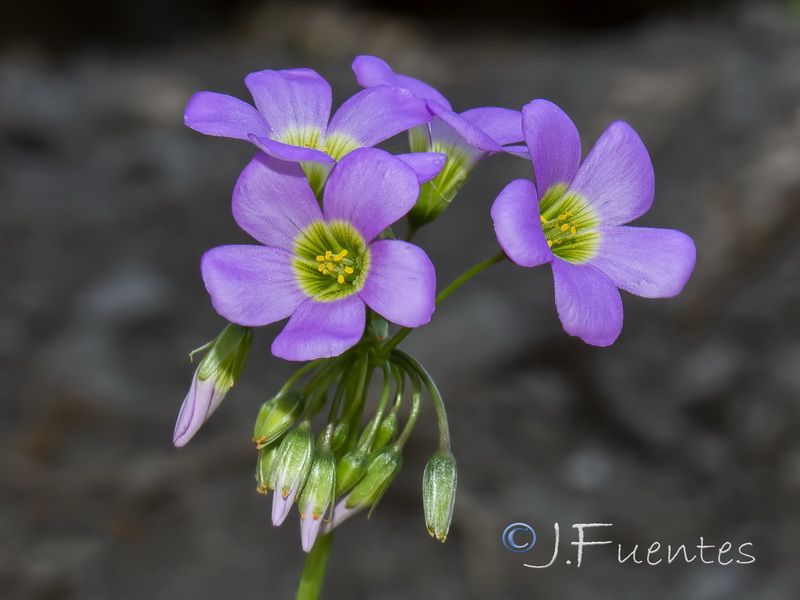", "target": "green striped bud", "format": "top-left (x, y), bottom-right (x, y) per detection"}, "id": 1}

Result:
top-left (422, 451), bottom-right (457, 542)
